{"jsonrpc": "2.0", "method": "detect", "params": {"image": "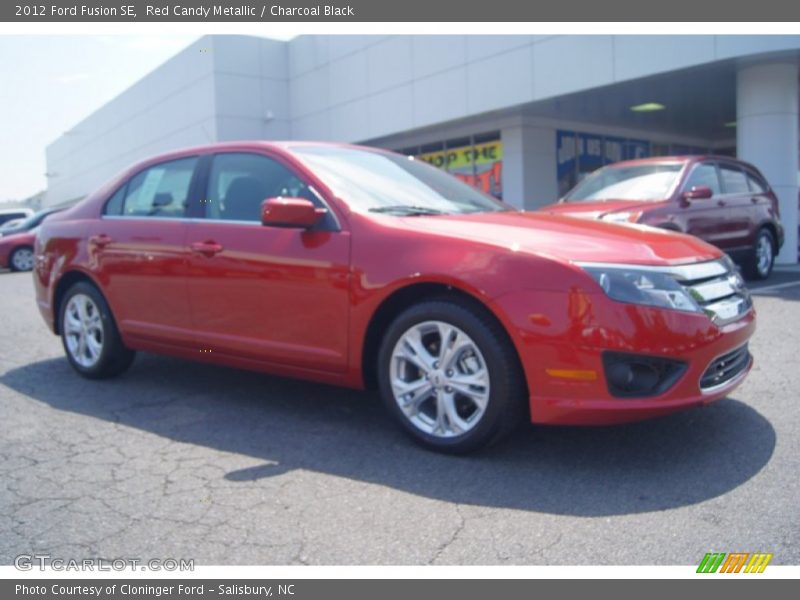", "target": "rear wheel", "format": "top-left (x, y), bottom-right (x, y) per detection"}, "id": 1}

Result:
top-left (9, 246), bottom-right (34, 272)
top-left (744, 228), bottom-right (775, 280)
top-left (377, 300), bottom-right (526, 453)
top-left (60, 282), bottom-right (135, 379)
